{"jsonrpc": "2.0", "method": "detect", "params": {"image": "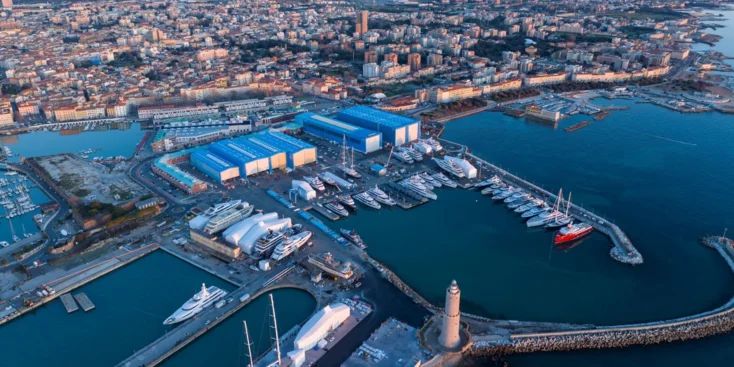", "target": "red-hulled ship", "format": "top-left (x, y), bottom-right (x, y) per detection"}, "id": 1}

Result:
top-left (554, 222), bottom-right (594, 244)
